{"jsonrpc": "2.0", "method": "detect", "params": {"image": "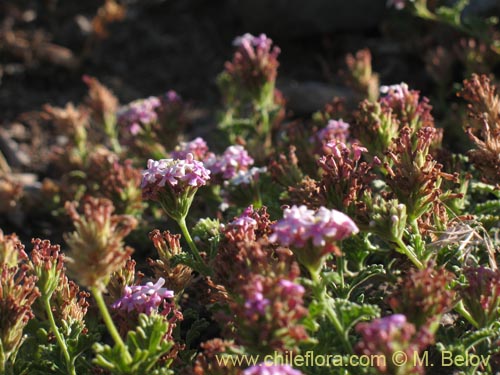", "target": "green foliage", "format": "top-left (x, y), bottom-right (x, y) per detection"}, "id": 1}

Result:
top-left (93, 313), bottom-right (174, 375)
